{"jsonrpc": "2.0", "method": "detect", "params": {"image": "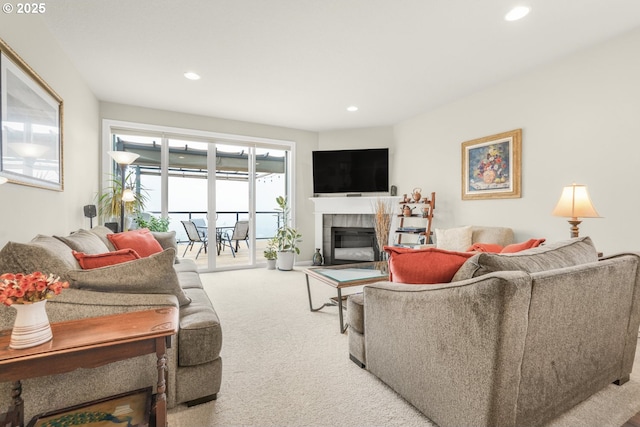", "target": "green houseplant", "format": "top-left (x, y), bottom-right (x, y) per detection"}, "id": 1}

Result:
top-left (135, 214), bottom-right (171, 232)
top-left (263, 237), bottom-right (278, 270)
top-left (96, 171), bottom-right (148, 229)
top-left (274, 196), bottom-right (302, 271)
